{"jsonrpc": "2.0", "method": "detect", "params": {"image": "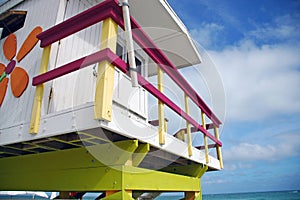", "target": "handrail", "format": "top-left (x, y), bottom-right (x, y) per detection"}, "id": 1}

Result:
top-left (32, 0), bottom-right (224, 161)
top-left (32, 48), bottom-right (222, 146)
top-left (32, 48), bottom-right (125, 86)
top-left (36, 0), bottom-right (222, 127)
